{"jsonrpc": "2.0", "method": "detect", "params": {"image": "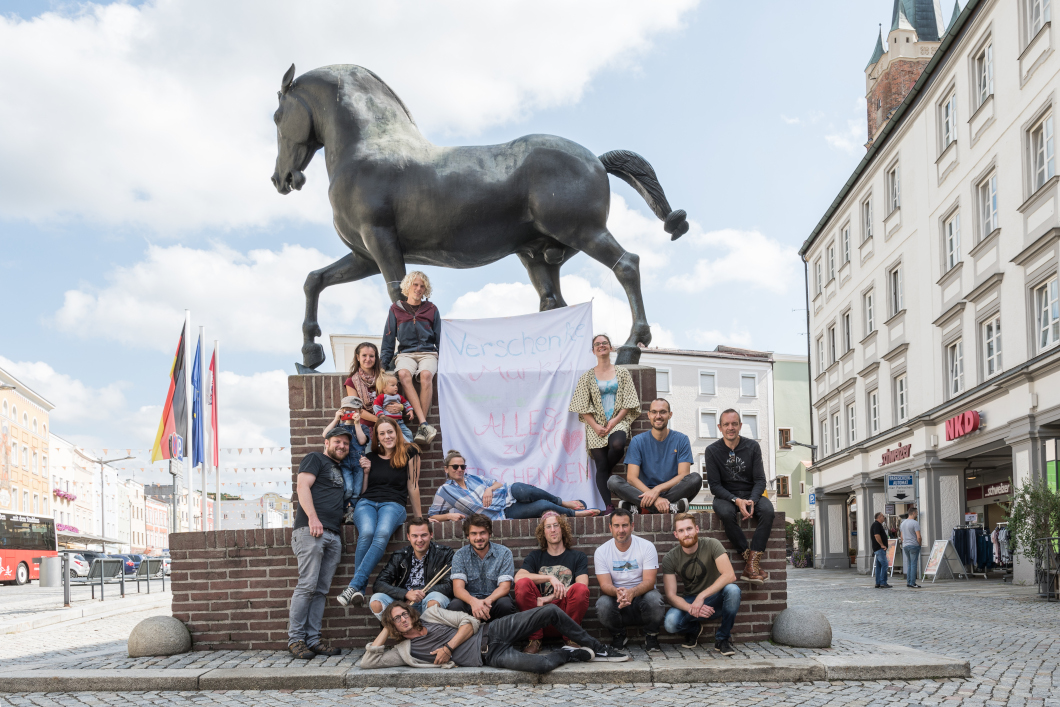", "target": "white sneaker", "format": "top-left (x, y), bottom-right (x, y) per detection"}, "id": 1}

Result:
top-left (420, 423), bottom-right (438, 445)
top-left (336, 587), bottom-right (362, 607)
